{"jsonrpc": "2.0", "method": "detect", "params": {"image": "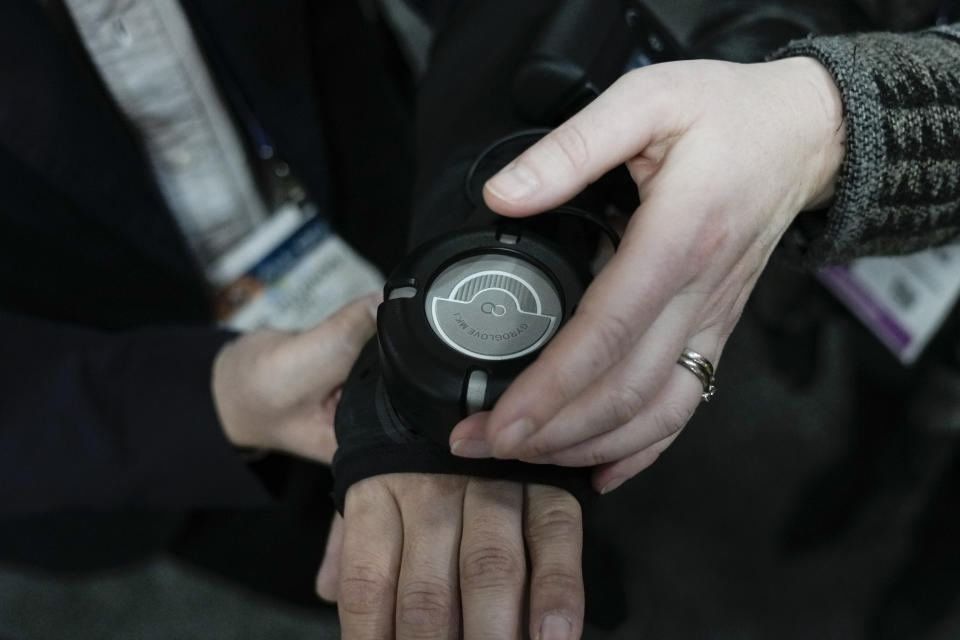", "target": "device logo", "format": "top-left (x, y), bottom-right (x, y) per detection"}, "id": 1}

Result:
top-left (480, 301), bottom-right (507, 317)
